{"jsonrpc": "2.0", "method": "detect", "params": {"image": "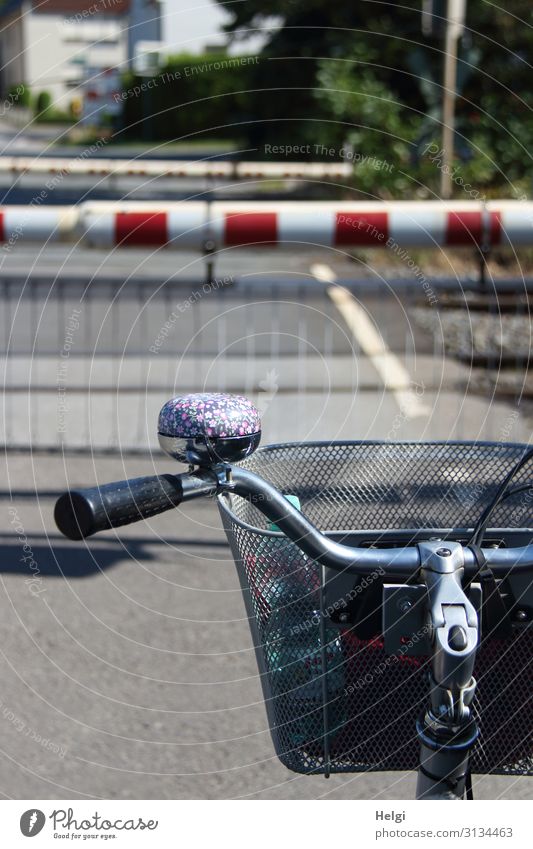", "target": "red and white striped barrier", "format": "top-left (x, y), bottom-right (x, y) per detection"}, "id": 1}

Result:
top-left (2, 201), bottom-right (533, 249)
top-left (0, 157), bottom-right (352, 181)
top-left (82, 203), bottom-right (207, 249)
top-left (80, 201), bottom-right (533, 249)
top-left (0, 206), bottom-right (80, 245)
